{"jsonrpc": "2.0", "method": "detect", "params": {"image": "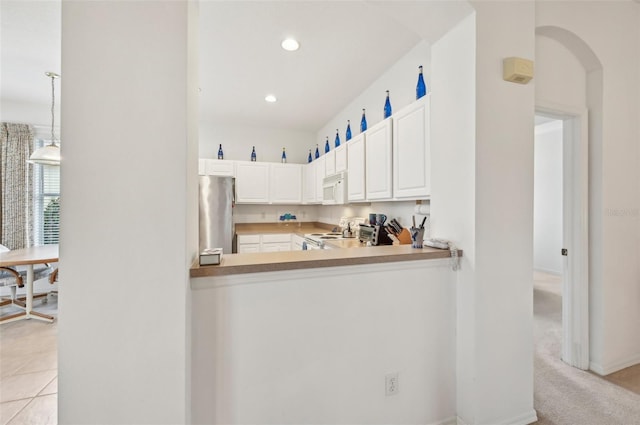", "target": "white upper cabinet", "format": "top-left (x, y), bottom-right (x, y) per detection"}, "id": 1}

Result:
top-left (347, 133), bottom-right (366, 202)
top-left (393, 96), bottom-right (430, 199)
top-left (207, 159), bottom-right (235, 176)
top-left (302, 161), bottom-right (317, 204)
top-left (325, 150), bottom-right (336, 176)
top-left (365, 118), bottom-right (393, 200)
top-left (315, 155), bottom-right (326, 203)
top-left (199, 159), bottom-right (235, 176)
top-left (269, 163), bottom-right (302, 204)
top-left (335, 144), bottom-right (347, 173)
top-left (235, 161), bottom-right (270, 204)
